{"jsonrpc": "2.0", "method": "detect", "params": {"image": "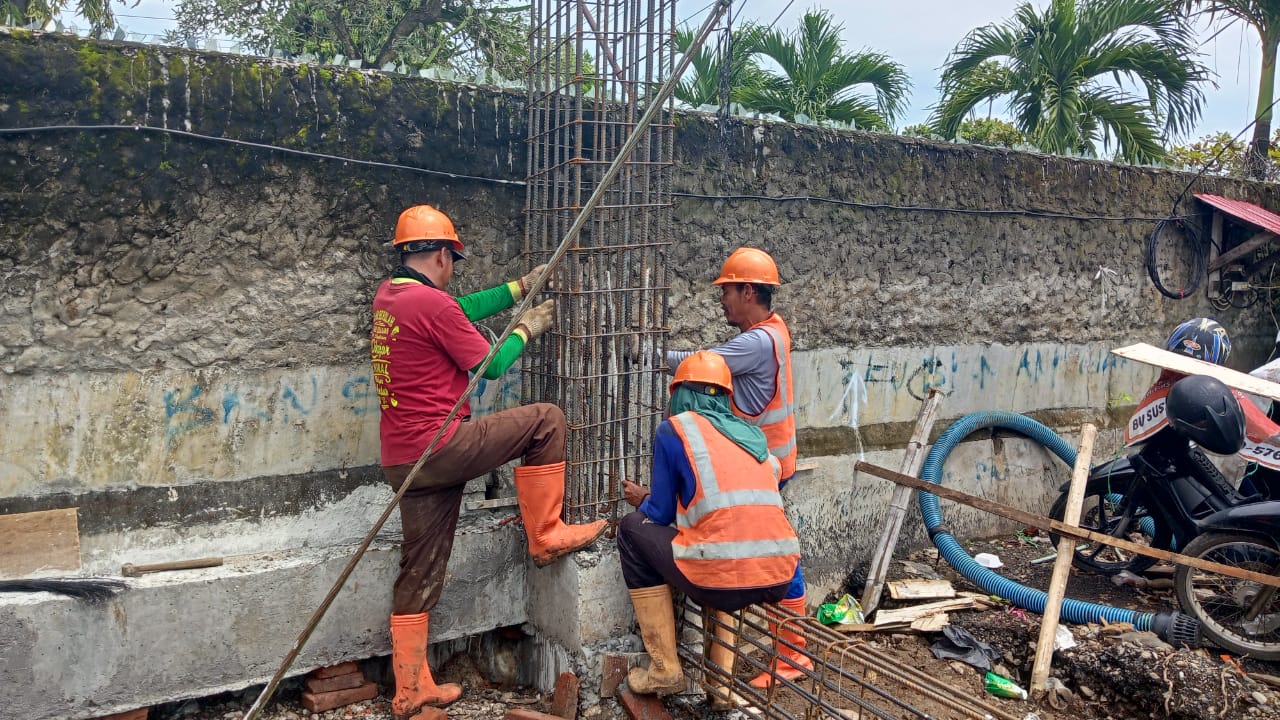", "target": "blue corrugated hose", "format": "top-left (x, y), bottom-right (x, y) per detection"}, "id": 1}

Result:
top-left (916, 411), bottom-right (1155, 630)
